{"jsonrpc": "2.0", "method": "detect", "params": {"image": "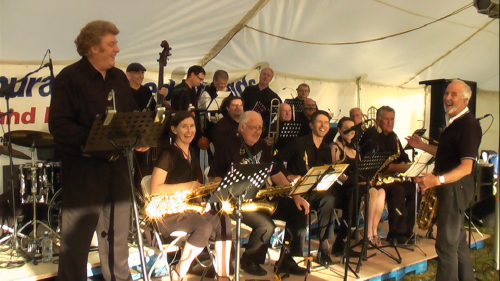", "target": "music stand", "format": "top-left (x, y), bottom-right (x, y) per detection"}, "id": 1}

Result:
top-left (208, 163), bottom-right (272, 281)
top-left (284, 99), bottom-right (303, 114)
top-left (84, 110), bottom-right (169, 281)
top-left (349, 153), bottom-right (402, 274)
